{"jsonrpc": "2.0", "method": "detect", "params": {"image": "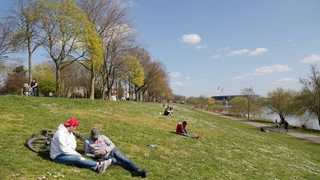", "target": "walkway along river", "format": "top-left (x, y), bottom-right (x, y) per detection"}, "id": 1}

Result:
top-left (199, 110), bottom-right (320, 144)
